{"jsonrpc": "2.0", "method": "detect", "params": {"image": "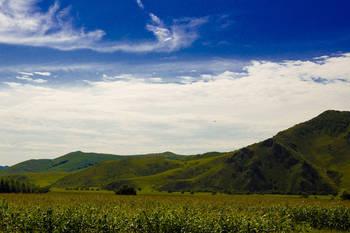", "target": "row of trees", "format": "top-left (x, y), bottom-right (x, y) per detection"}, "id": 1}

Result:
top-left (0, 178), bottom-right (49, 193)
